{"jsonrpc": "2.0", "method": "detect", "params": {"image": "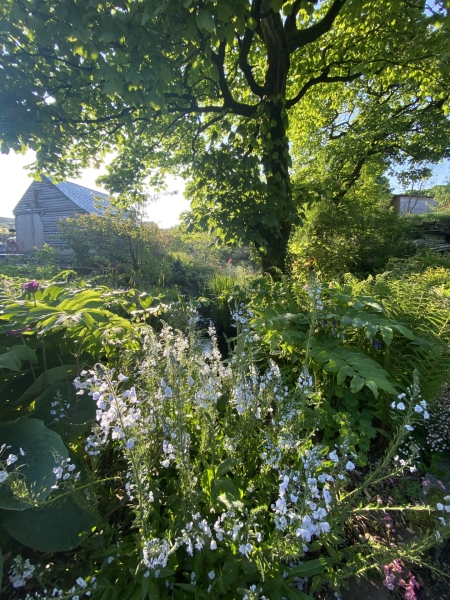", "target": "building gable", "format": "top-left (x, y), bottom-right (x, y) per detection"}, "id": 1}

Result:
top-left (13, 177), bottom-right (108, 250)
